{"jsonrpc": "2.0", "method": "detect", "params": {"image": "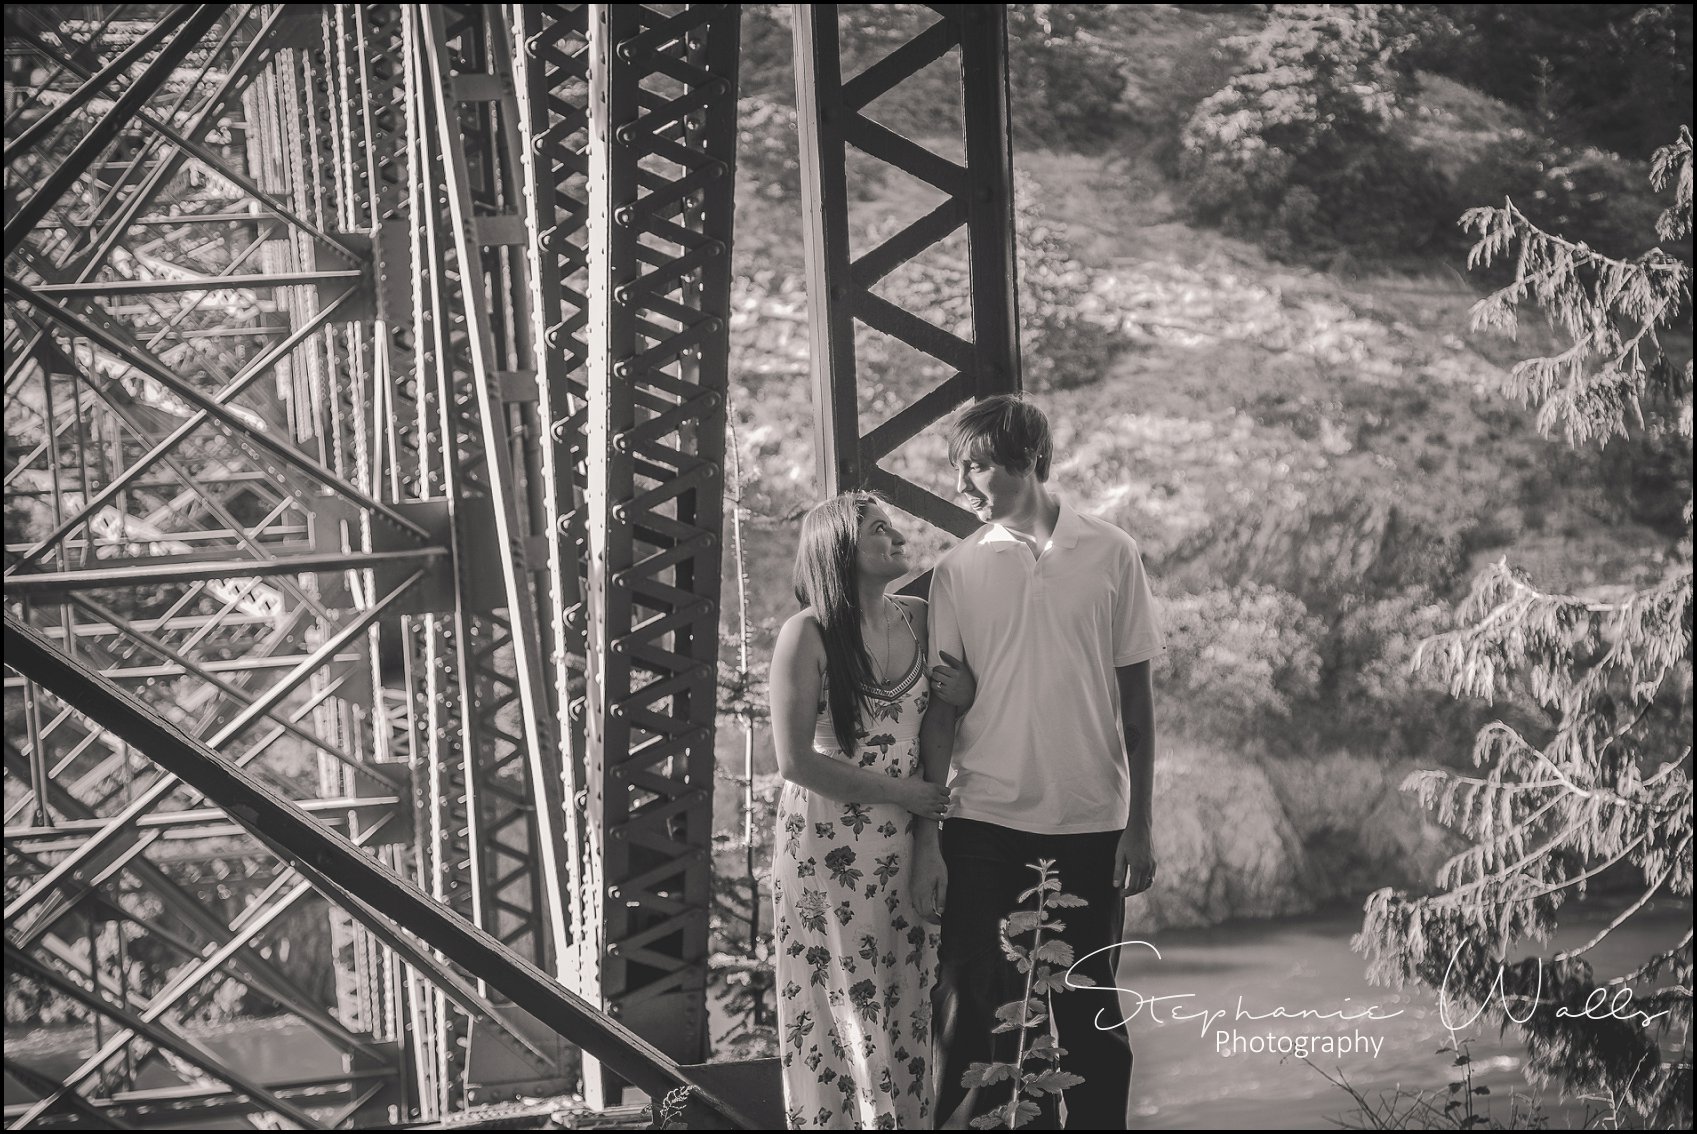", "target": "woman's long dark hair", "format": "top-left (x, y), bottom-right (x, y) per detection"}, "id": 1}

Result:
top-left (792, 491), bottom-right (881, 753)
